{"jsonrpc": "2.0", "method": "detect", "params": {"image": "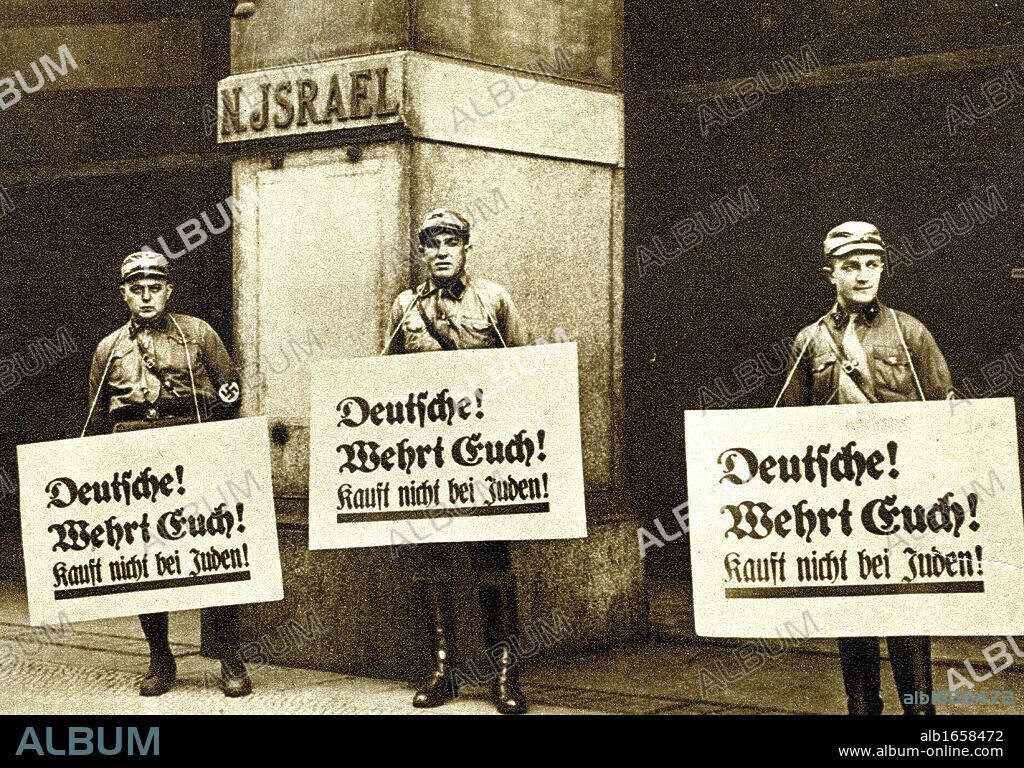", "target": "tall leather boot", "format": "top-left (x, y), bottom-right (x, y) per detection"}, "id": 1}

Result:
top-left (138, 612), bottom-right (176, 697)
top-left (220, 656), bottom-right (252, 698)
top-left (889, 636), bottom-right (935, 715)
top-left (838, 637), bottom-right (883, 715)
top-left (413, 578), bottom-right (458, 707)
top-left (482, 581), bottom-right (528, 714)
top-left (204, 605), bottom-right (251, 697)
